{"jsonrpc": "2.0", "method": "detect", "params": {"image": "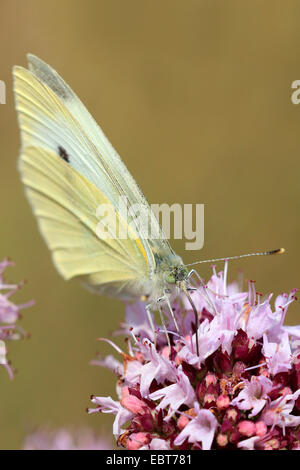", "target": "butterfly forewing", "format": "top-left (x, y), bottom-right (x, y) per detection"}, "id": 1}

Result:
top-left (13, 55), bottom-right (179, 300)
